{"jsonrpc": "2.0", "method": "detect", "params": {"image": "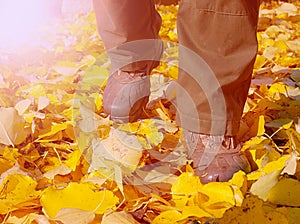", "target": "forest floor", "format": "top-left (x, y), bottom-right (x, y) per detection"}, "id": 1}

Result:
top-left (0, 1), bottom-right (300, 223)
